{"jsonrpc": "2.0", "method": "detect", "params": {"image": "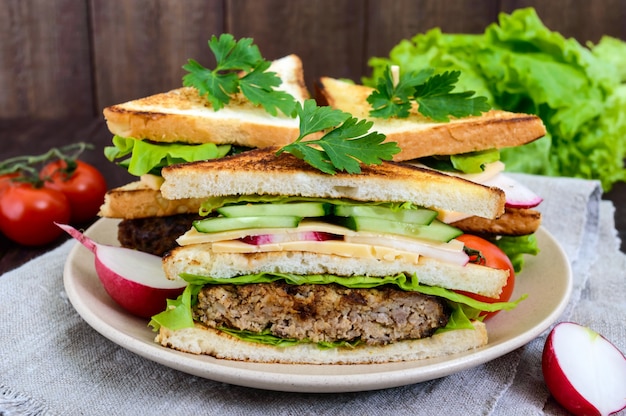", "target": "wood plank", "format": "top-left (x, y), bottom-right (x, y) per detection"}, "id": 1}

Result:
top-left (0, 117), bottom-right (132, 274)
top-left (364, 0), bottom-right (499, 81)
top-left (0, 0), bottom-right (93, 118)
top-left (90, 0), bottom-right (225, 110)
top-left (226, 0), bottom-right (367, 92)
top-left (501, 0), bottom-right (626, 43)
